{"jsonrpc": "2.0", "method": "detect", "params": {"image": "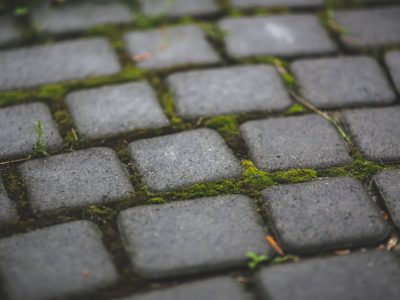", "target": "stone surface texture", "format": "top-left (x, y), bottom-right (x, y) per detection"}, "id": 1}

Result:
top-left (385, 51), bottom-right (400, 93)
top-left (231, 0), bottom-right (323, 8)
top-left (0, 16), bottom-right (21, 46)
top-left (66, 82), bottom-right (169, 140)
top-left (138, 0), bottom-right (219, 17)
top-left (0, 175), bottom-right (17, 223)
